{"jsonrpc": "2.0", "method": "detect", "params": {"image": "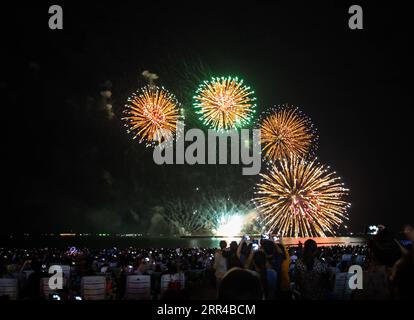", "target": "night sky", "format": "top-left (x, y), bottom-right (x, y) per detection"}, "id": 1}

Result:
top-left (2, 1), bottom-right (413, 234)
